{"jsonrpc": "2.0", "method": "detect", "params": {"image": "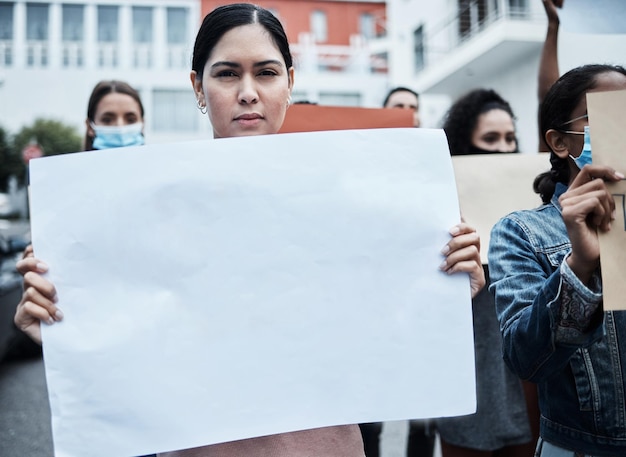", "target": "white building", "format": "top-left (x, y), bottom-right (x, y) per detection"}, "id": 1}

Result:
top-left (383, 0), bottom-right (626, 152)
top-left (1, 0), bottom-right (625, 152)
top-left (0, 0), bottom-right (204, 145)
